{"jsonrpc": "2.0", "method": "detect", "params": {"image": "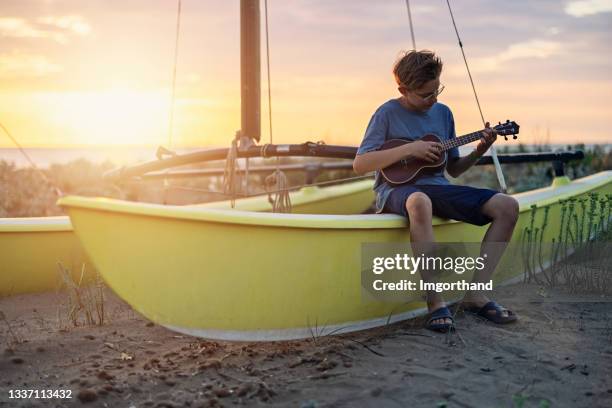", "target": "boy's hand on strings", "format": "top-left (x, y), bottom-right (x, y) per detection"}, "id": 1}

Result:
top-left (407, 140), bottom-right (442, 163)
top-left (476, 122), bottom-right (497, 155)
